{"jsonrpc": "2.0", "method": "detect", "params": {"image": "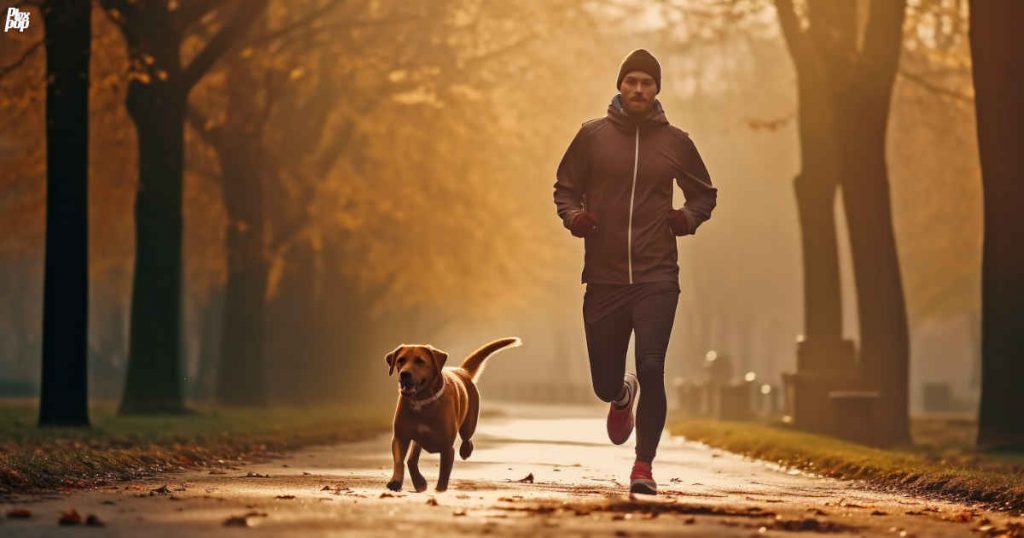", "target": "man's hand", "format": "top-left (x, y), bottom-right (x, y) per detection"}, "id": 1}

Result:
top-left (569, 211), bottom-right (598, 237)
top-left (667, 208), bottom-right (692, 236)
